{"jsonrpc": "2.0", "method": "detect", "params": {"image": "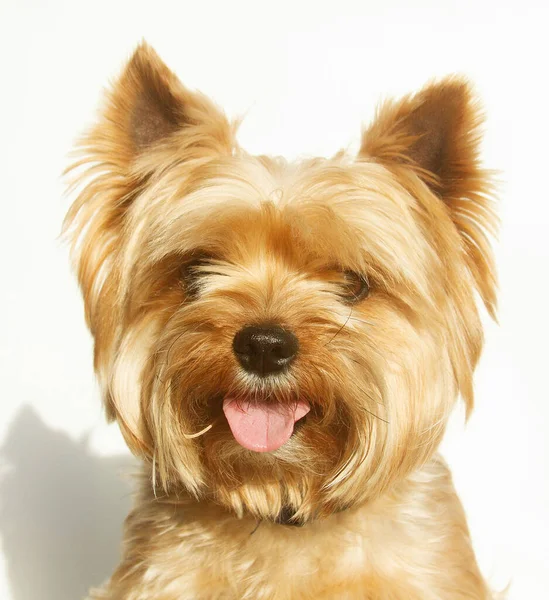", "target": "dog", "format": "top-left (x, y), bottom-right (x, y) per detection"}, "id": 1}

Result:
top-left (64, 42), bottom-right (498, 599)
